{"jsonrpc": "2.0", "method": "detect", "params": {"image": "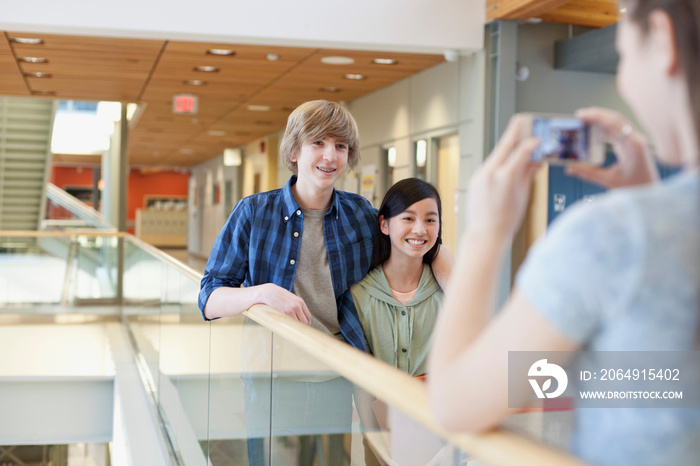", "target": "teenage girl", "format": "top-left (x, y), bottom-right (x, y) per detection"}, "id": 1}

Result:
top-left (428, 1), bottom-right (700, 464)
top-left (351, 177), bottom-right (444, 376)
